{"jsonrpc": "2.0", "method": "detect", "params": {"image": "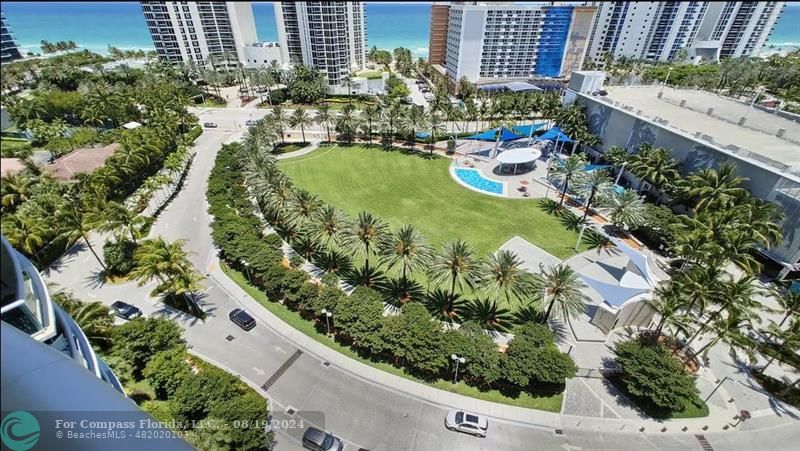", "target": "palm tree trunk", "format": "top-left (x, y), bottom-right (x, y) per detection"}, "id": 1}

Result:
top-left (684, 324), bottom-right (706, 349)
top-left (559, 180), bottom-right (569, 206)
top-left (582, 190), bottom-right (596, 221)
top-left (83, 235), bottom-right (108, 272)
top-left (301, 124), bottom-right (306, 143)
top-left (542, 295), bottom-right (555, 324)
top-left (694, 336), bottom-right (719, 357)
top-left (451, 272), bottom-right (457, 295)
top-left (326, 125), bottom-right (331, 143)
top-left (129, 229), bottom-right (138, 246)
